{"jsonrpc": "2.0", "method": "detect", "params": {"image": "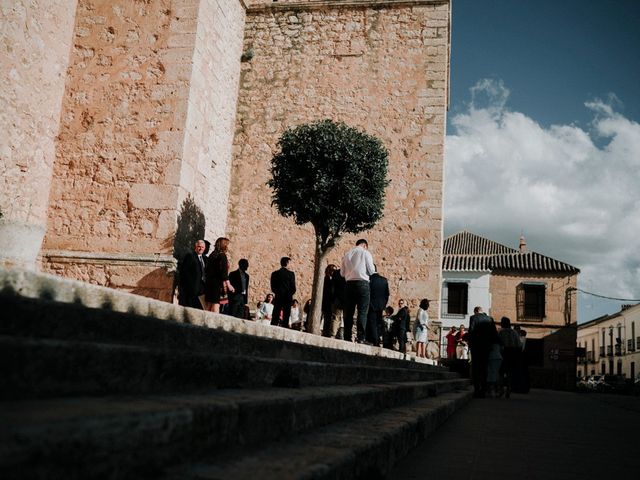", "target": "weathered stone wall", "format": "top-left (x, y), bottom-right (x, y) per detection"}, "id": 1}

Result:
top-left (44, 0), bottom-right (191, 255)
top-left (41, 0), bottom-right (246, 299)
top-left (180, 0), bottom-right (246, 240)
top-left (489, 272), bottom-right (578, 339)
top-left (0, 0), bottom-right (78, 267)
top-left (227, 0), bottom-right (450, 313)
